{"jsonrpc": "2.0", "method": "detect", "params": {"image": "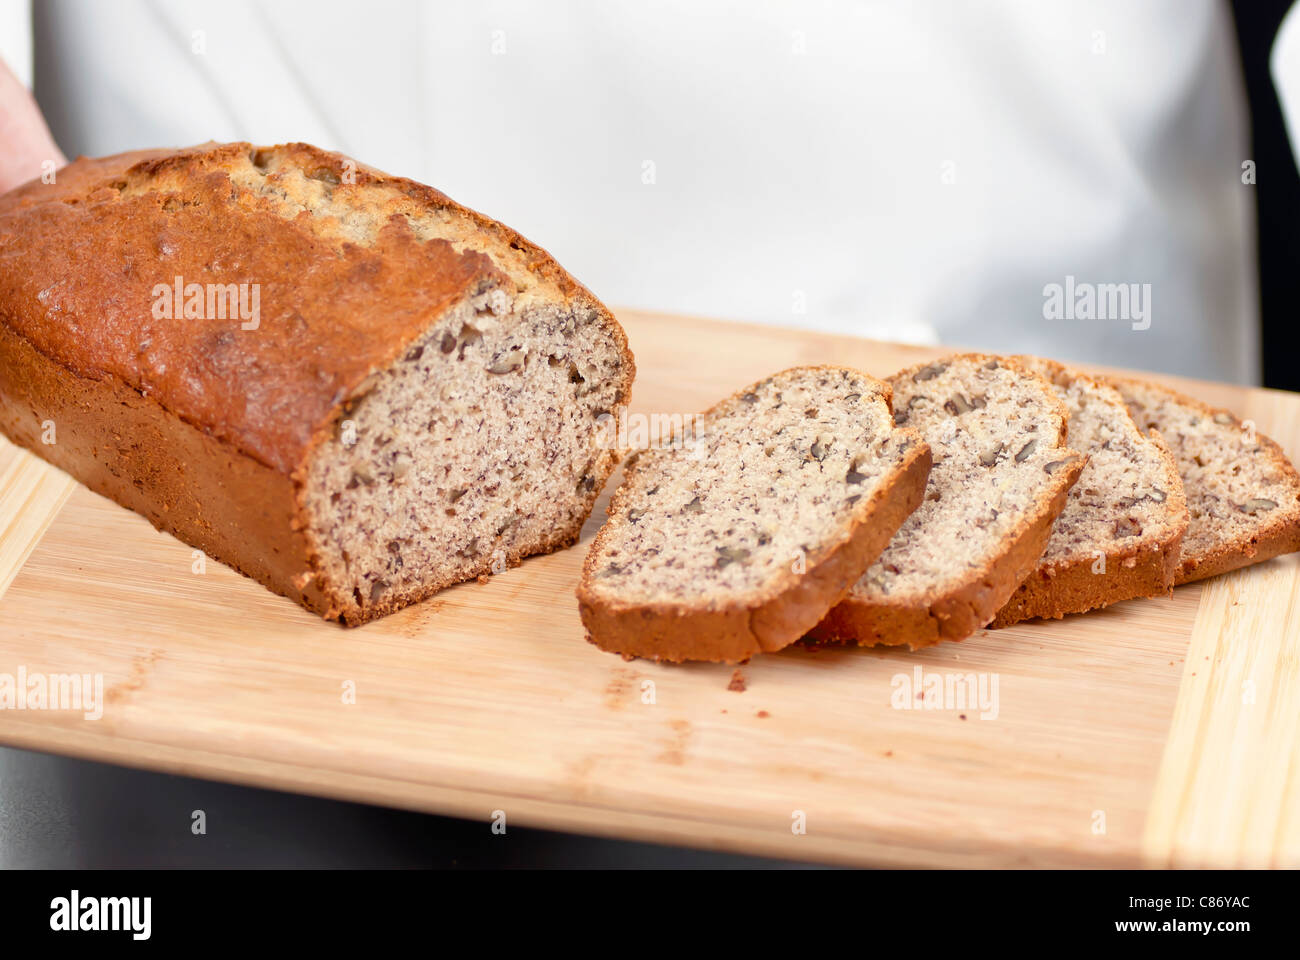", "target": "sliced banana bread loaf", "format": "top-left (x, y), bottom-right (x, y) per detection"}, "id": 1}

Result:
top-left (991, 358), bottom-right (1188, 626)
top-left (809, 355), bottom-right (1085, 649)
top-left (1111, 377), bottom-right (1300, 584)
top-left (0, 142), bottom-right (634, 624)
top-left (577, 366), bottom-right (932, 663)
